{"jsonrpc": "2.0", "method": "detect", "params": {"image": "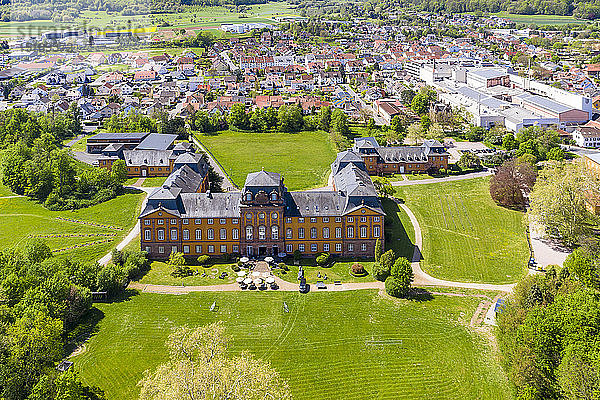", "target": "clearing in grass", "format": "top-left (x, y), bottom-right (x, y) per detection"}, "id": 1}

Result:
top-left (195, 130), bottom-right (337, 191)
top-left (395, 177), bottom-right (528, 284)
top-left (72, 290), bottom-right (511, 400)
